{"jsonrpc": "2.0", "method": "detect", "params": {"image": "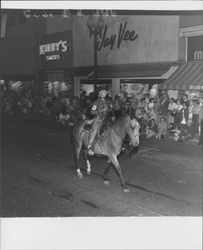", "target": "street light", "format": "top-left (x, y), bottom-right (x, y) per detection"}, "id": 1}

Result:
top-left (87, 15), bottom-right (105, 95)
